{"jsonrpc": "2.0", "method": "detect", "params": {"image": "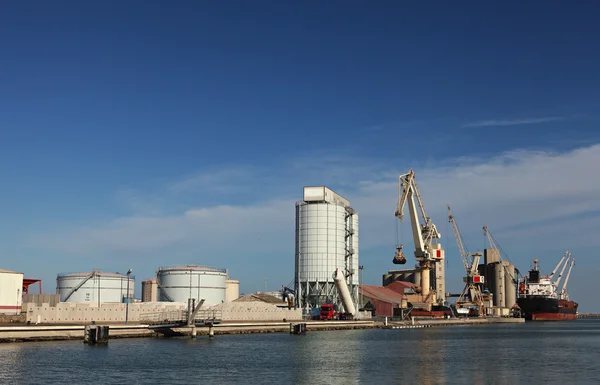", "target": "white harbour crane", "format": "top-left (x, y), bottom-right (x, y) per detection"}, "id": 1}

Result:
top-left (447, 205), bottom-right (485, 315)
top-left (394, 169), bottom-right (445, 306)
